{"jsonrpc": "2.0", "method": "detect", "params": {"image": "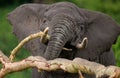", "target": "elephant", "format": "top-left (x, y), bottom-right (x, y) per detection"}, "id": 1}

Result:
top-left (7, 2), bottom-right (120, 78)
